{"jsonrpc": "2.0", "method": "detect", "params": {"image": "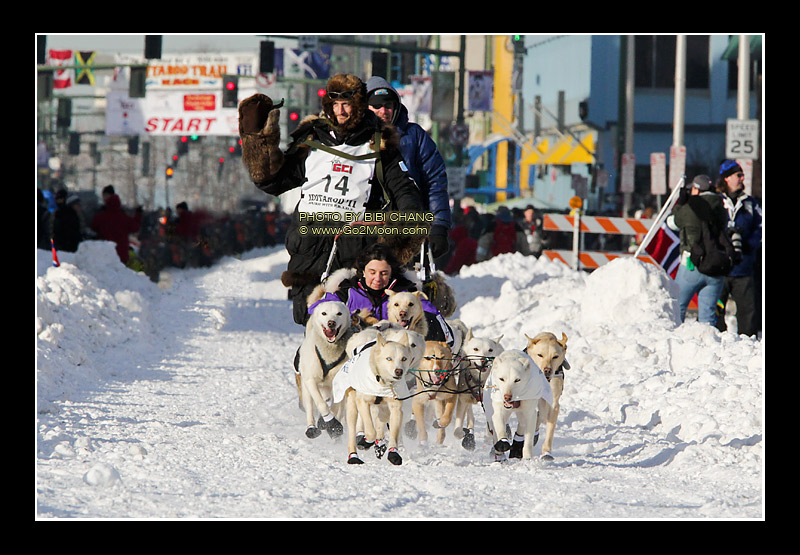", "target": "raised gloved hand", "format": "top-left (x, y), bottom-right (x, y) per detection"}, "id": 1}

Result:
top-left (238, 94), bottom-right (285, 184)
